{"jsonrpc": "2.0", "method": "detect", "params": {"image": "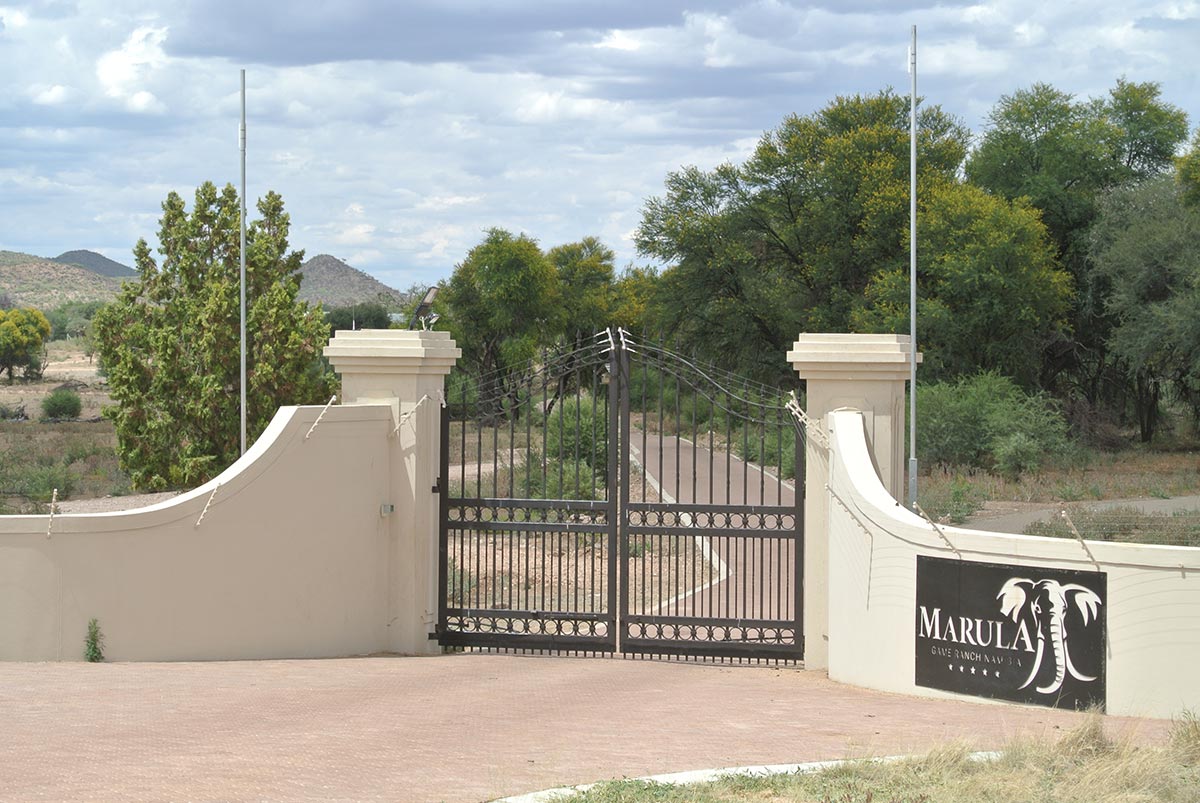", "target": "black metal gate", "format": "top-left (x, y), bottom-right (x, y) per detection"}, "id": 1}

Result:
top-left (437, 329), bottom-right (804, 659)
